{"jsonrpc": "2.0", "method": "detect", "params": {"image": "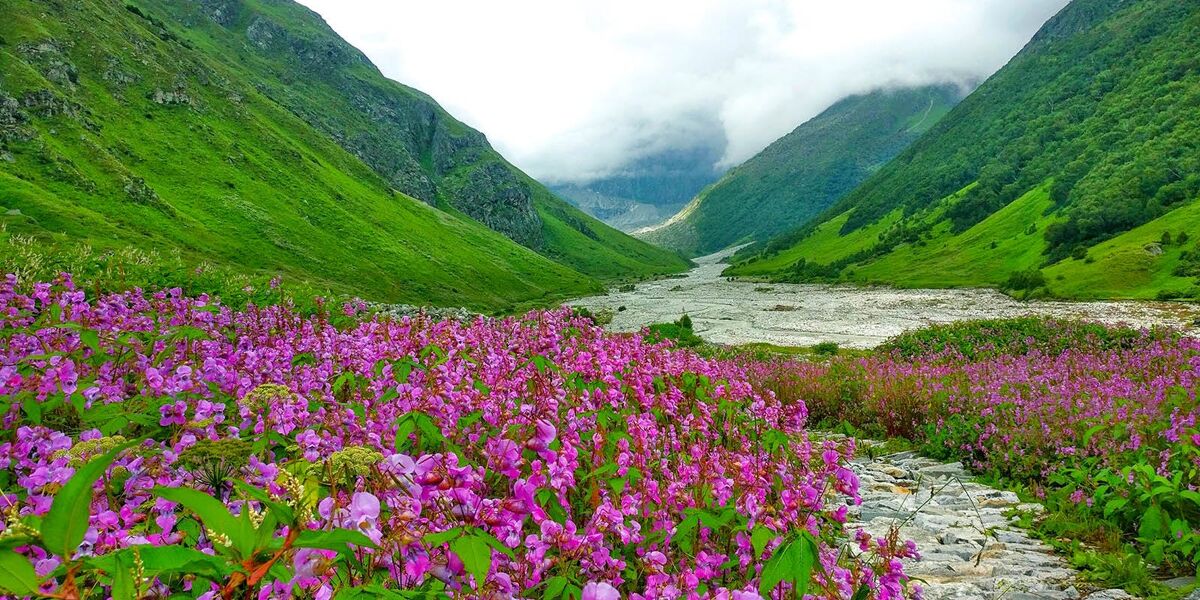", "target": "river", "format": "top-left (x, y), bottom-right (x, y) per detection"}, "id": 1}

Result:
top-left (569, 247), bottom-right (1199, 348)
